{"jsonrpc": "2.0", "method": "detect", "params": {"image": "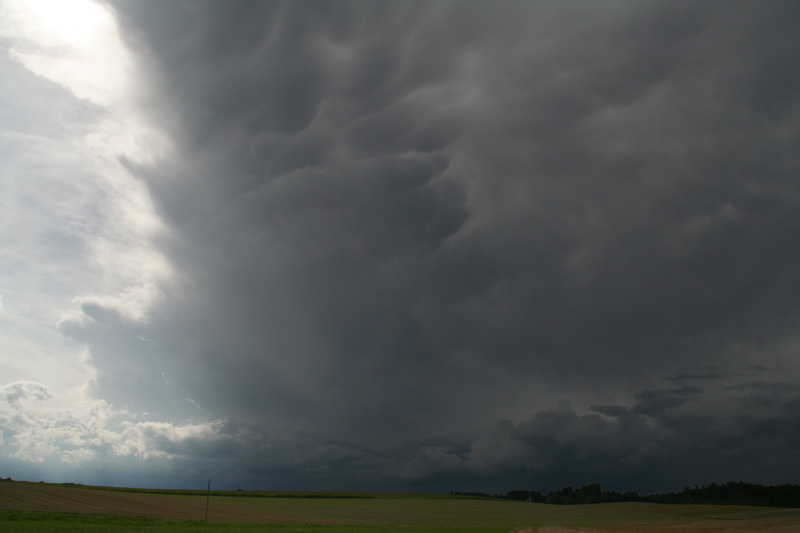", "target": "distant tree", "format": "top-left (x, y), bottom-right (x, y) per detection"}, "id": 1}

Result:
top-left (463, 480), bottom-right (799, 508)
top-left (505, 489), bottom-right (531, 501)
top-left (577, 483), bottom-right (602, 503)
